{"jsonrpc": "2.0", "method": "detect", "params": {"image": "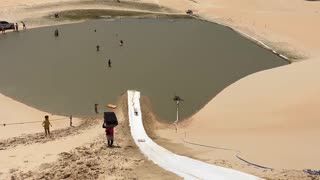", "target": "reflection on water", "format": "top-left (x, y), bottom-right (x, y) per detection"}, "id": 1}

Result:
top-left (0, 18), bottom-right (287, 121)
